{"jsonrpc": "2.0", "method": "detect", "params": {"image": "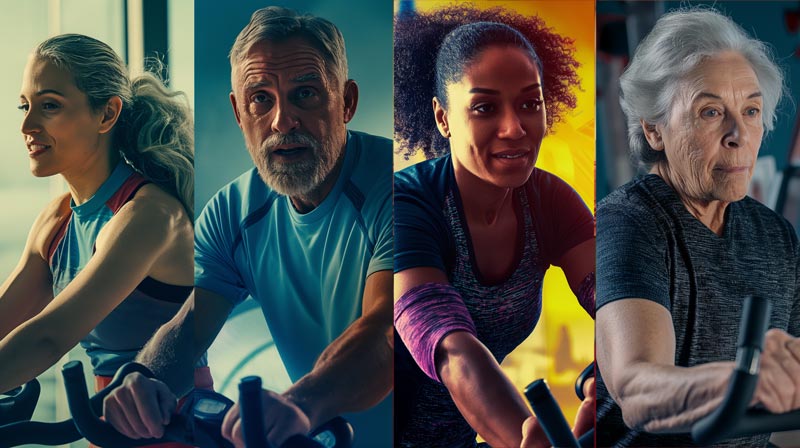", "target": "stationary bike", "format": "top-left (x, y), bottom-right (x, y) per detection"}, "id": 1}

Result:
top-left (0, 361), bottom-right (353, 448)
